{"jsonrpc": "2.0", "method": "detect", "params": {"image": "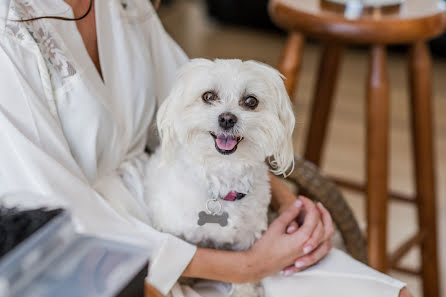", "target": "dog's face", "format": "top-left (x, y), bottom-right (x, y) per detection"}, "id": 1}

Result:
top-left (157, 59), bottom-right (295, 175)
